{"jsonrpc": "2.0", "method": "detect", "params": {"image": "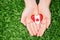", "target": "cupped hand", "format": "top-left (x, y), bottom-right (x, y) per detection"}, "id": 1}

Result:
top-left (21, 0), bottom-right (39, 36)
top-left (37, 0), bottom-right (51, 36)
